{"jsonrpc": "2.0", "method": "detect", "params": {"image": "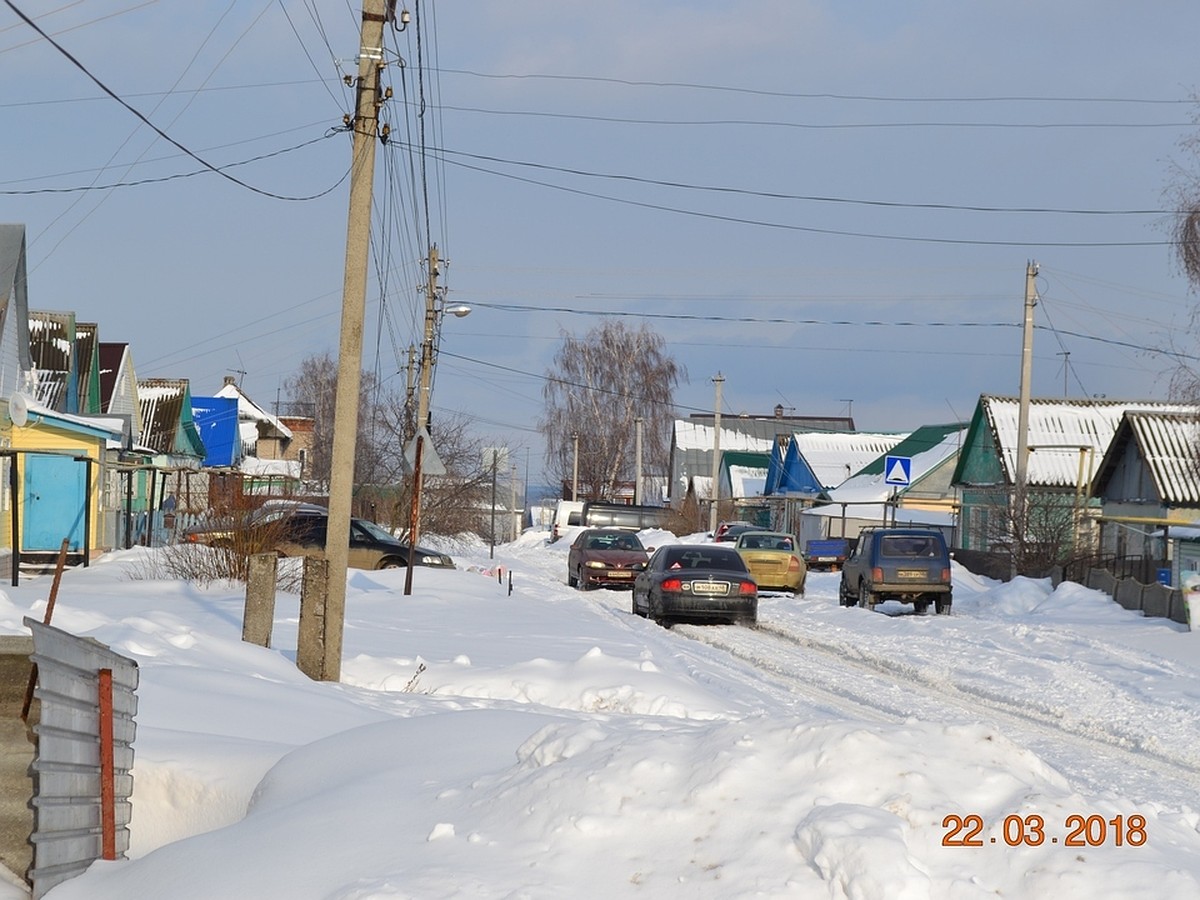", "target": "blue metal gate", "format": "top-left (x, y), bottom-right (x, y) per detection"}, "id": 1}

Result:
top-left (22, 454), bottom-right (86, 552)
